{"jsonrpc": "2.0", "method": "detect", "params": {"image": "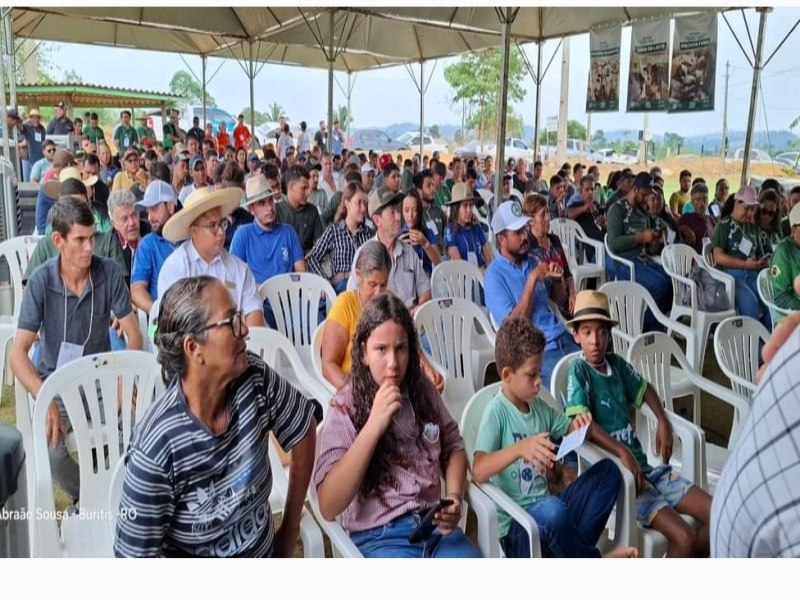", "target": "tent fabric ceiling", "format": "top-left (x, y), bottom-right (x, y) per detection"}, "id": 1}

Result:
top-left (12, 6), bottom-right (720, 72)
